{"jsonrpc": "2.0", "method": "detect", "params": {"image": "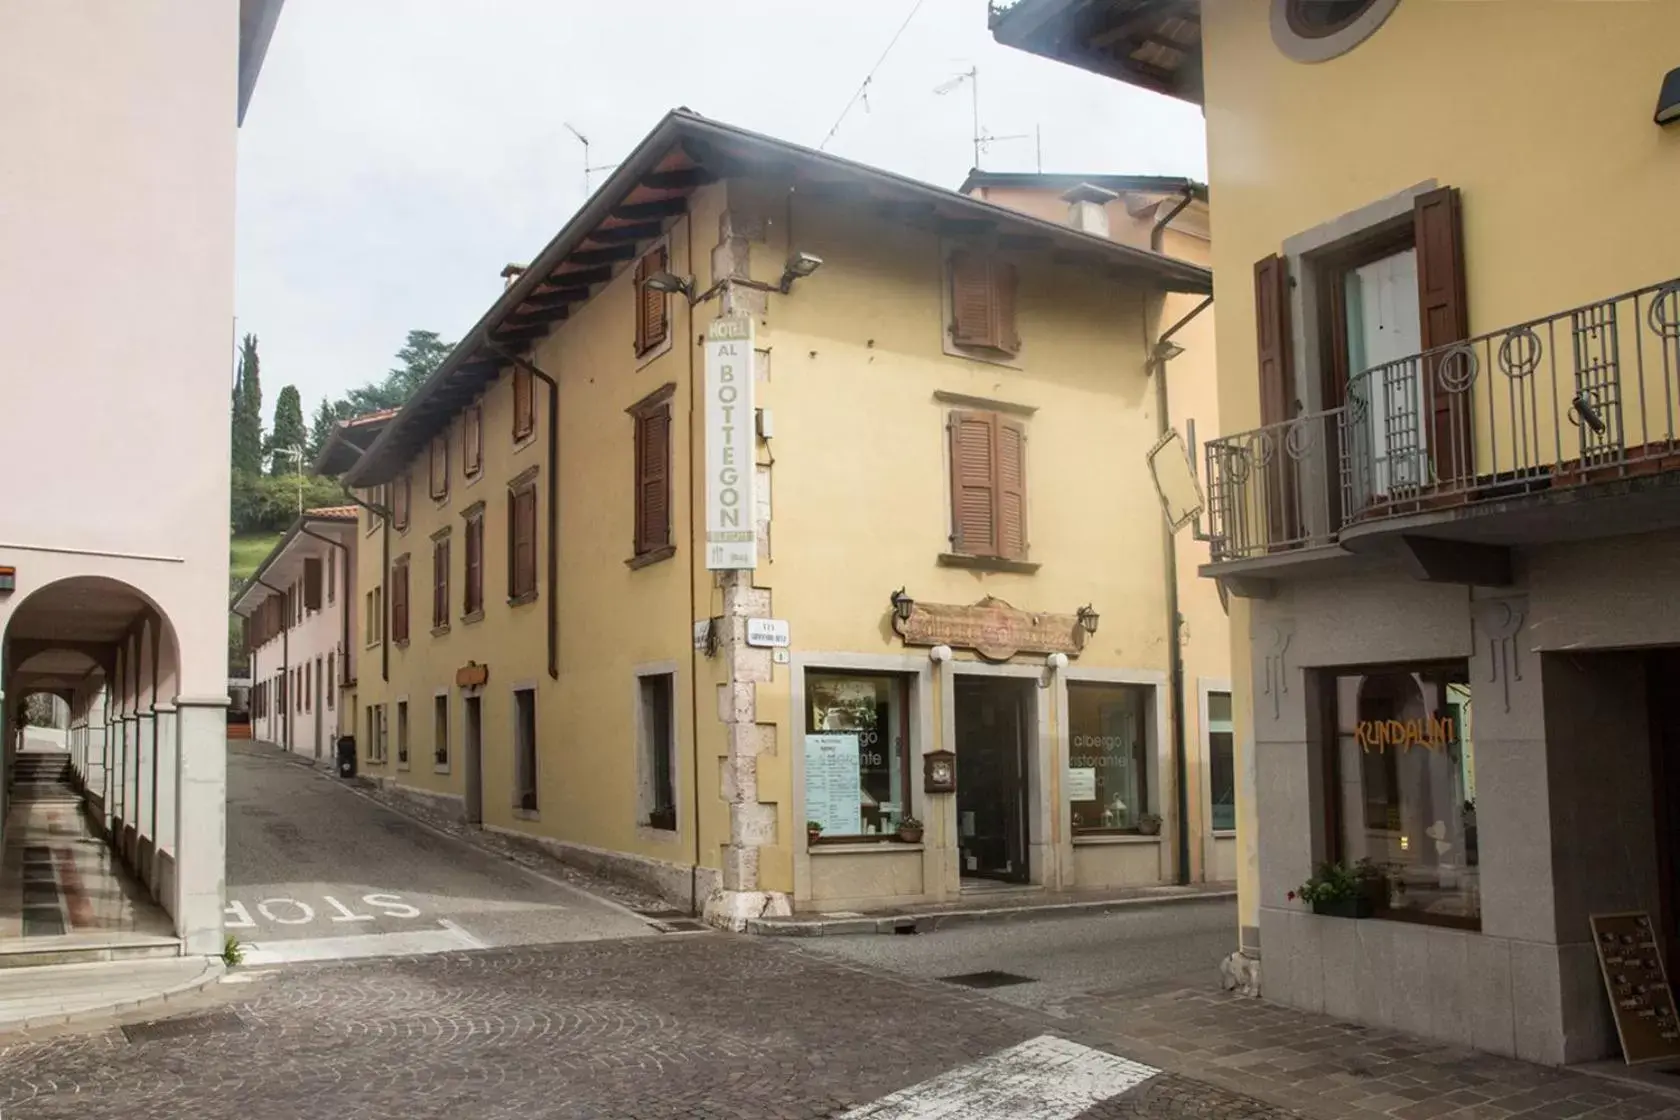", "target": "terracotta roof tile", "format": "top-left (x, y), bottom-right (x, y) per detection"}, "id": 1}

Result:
top-left (304, 505), bottom-right (359, 520)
